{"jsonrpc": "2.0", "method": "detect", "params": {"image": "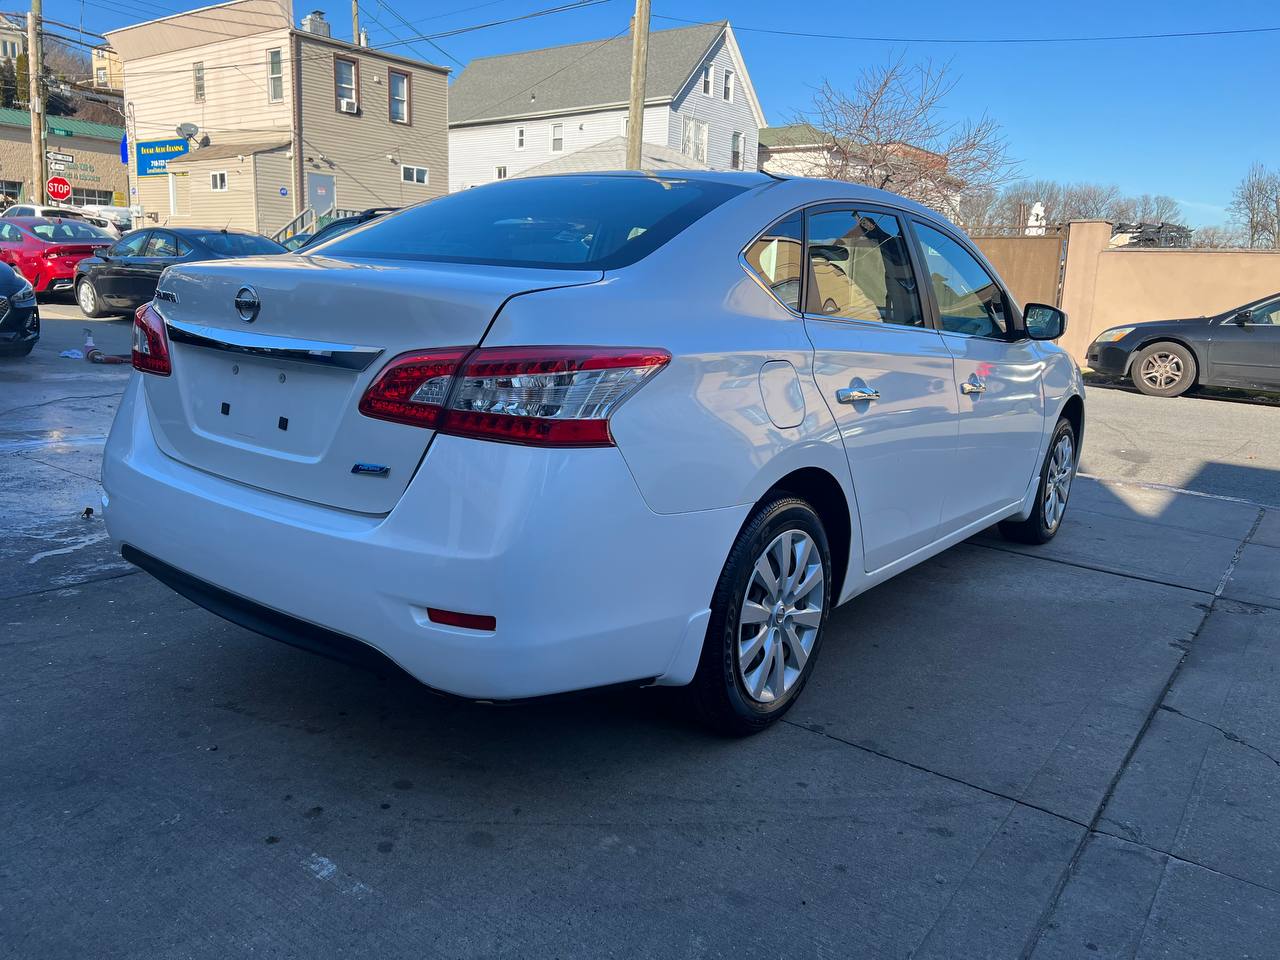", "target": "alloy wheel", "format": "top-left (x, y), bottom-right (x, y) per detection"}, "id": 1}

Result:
top-left (78, 281), bottom-right (95, 314)
top-left (737, 529), bottom-right (825, 704)
top-left (1140, 352), bottom-right (1183, 391)
top-left (1043, 433), bottom-right (1075, 531)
